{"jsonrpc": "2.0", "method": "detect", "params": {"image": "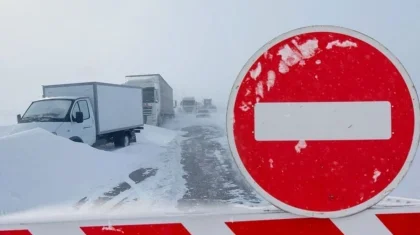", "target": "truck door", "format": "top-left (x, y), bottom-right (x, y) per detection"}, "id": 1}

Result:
top-left (71, 100), bottom-right (95, 145)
